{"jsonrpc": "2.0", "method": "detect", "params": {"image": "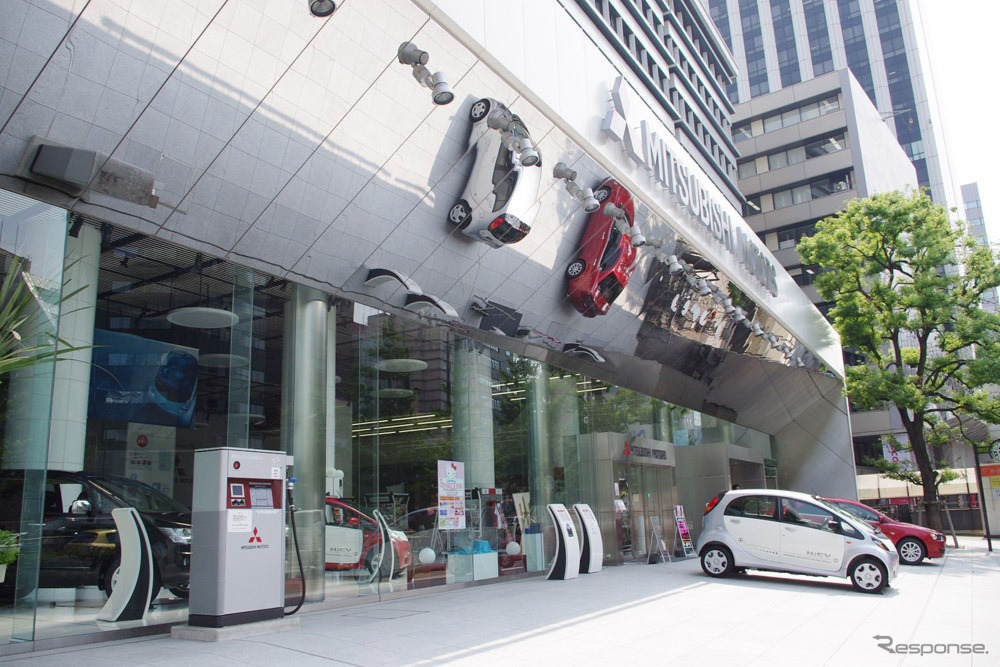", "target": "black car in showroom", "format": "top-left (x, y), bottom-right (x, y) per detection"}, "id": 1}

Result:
top-left (0, 470), bottom-right (191, 600)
